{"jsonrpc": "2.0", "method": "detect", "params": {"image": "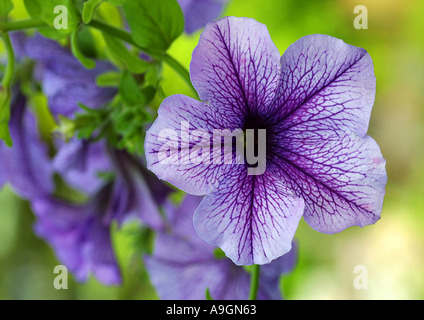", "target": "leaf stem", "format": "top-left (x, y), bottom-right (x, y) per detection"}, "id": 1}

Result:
top-left (248, 264), bottom-right (260, 300)
top-left (3, 18), bottom-right (45, 32)
top-left (2, 18), bottom-right (197, 97)
top-left (0, 31), bottom-right (14, 146)
top-left (87, 19), bottom-right (197, 97)
top-left (1, 31), bottom-right (14, 89)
